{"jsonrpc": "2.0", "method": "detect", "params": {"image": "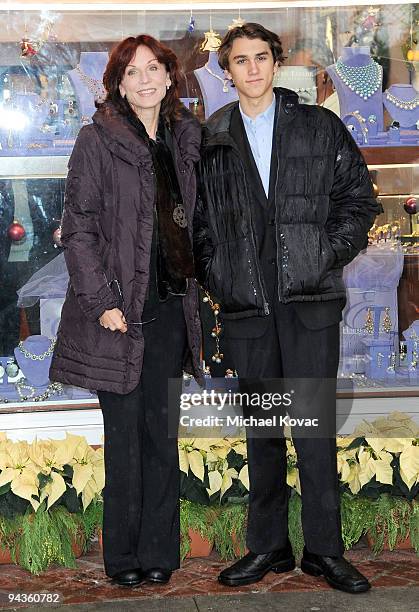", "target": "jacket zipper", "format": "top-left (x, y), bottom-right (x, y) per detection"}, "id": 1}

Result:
top-left (235, 150), bottom-right (270, 316)
top-left (274, 120), bottom-right (283, 304)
